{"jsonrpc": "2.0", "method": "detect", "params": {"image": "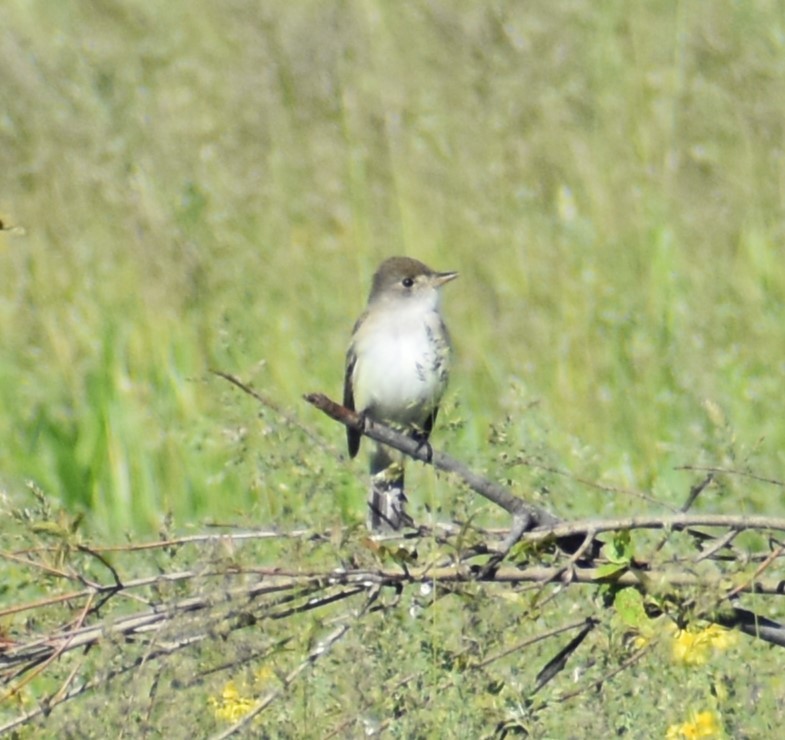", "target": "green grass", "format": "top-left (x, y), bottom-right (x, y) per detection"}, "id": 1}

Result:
top-left (3, 0), bottom-right (784, 531)
top-left (2, 0), bottom-right (785, 735)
